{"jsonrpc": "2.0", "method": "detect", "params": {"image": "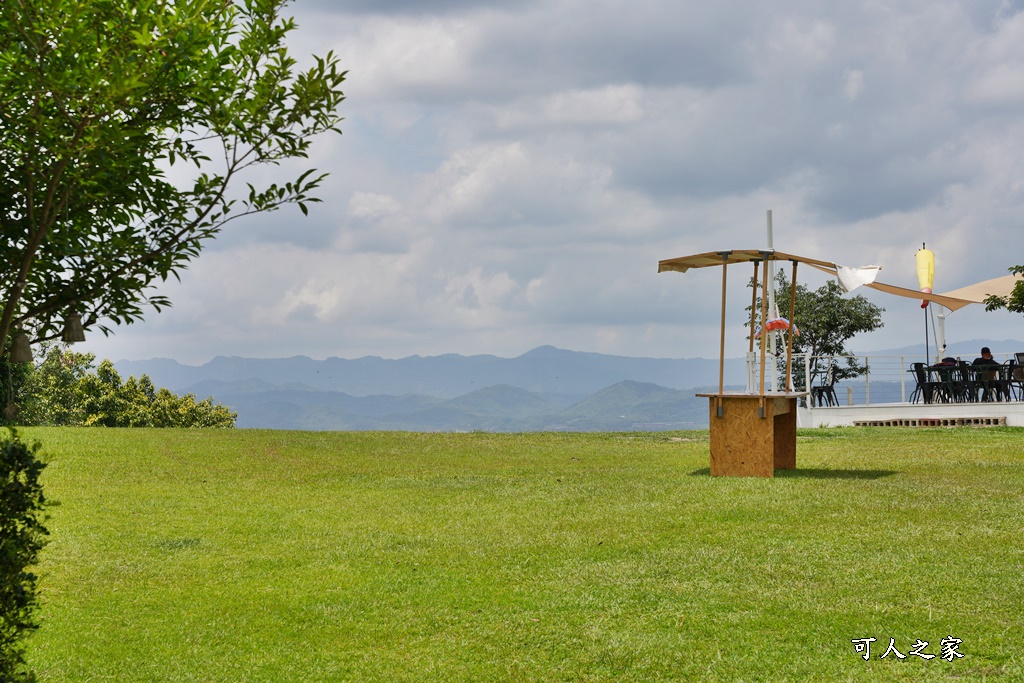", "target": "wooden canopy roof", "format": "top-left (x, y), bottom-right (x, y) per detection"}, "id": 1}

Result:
top-left (657, 249), bottom-right (834, 274)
